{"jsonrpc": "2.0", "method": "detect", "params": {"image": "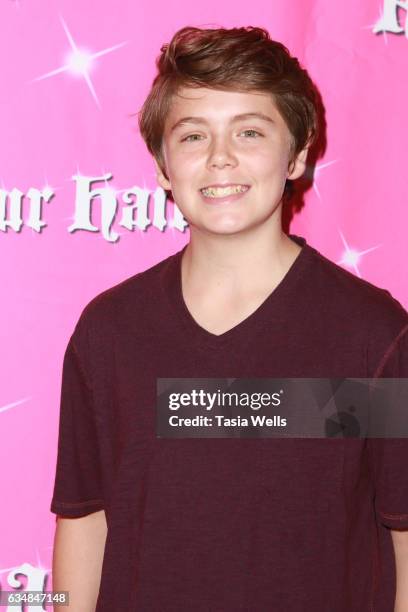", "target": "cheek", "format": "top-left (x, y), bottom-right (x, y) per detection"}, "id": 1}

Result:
top-left (248, 149), bottom-right (289, 182)
top-left (167, 150), bottom-right (202, 184)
